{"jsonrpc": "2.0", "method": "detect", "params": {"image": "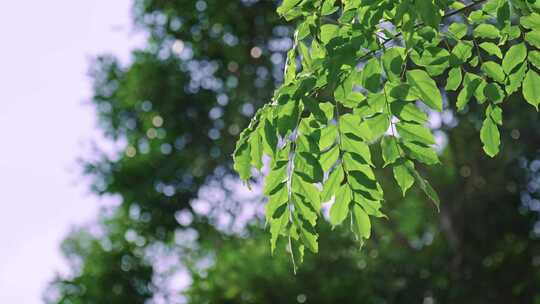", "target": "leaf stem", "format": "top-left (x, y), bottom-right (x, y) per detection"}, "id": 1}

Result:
top-left (358, 0), bottom-right (487, 62)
